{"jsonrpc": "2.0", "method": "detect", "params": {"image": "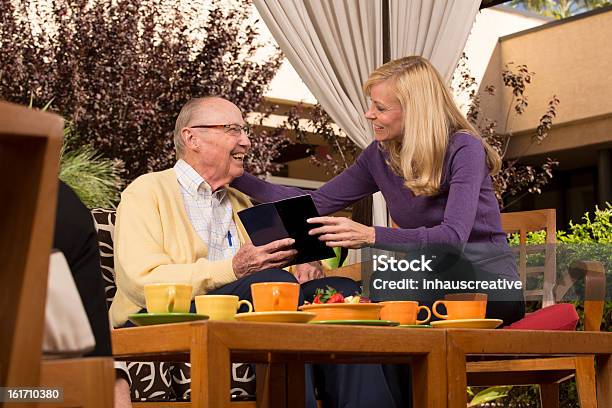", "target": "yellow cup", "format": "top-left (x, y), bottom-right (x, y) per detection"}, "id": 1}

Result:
top-left (144, 283), bottom-right (192, 314)
top-left (432, 293), bottom-right (487, 320)
top-left (380, 301), bottom-right (431, 325)
top-left (250, 282), bottom-right (300, 312)
top-left (195, 295), bottom-right (253, 321)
